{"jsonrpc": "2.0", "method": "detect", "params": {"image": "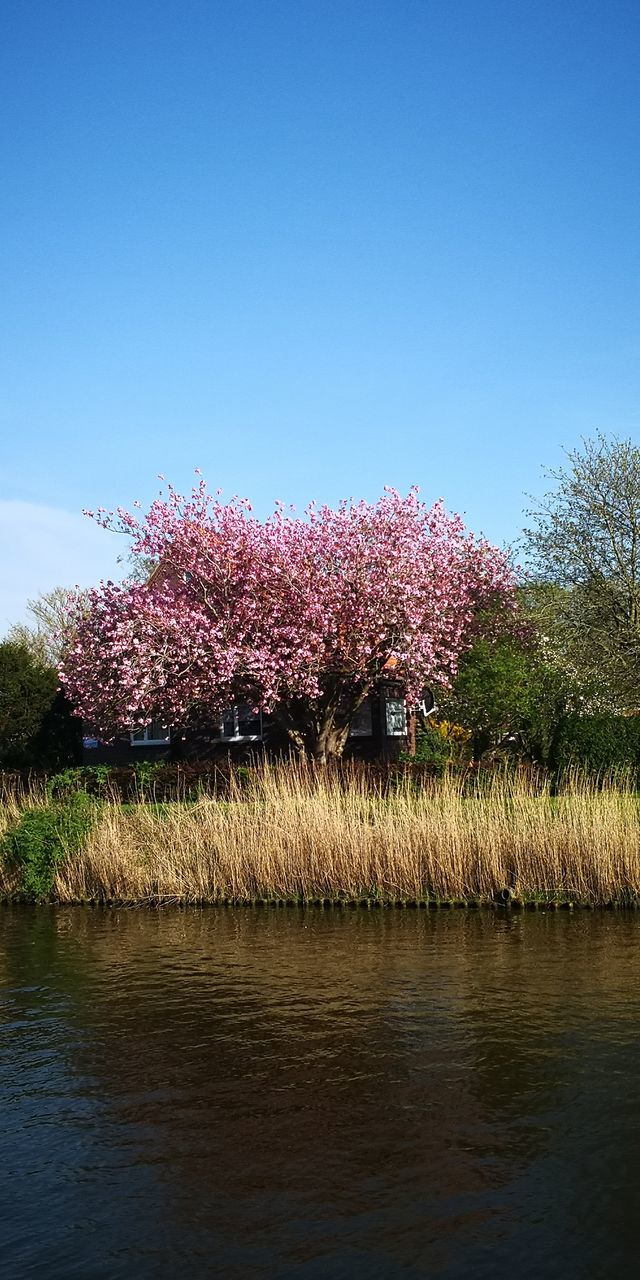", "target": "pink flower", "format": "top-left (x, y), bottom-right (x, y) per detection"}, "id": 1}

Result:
top-left (61, 478), bottom-right (516, 749)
